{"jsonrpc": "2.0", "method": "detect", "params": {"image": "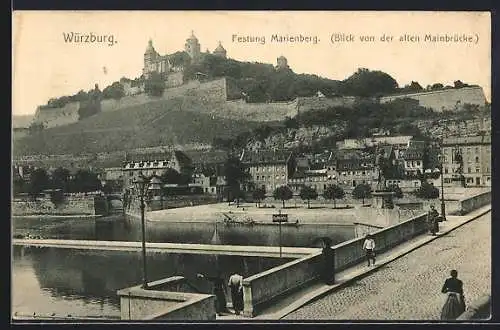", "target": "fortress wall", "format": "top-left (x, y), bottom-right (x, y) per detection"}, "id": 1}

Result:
top-left (32, 102), bottom-right (80, 128)
top-left (380, 86), bottom-right (487, 112)
top-left (100, 94), bottom-right (155, 113)
top-left (221, 99), bottom-right (298, 122)
top-left (165, 72), bottom-right (184, 88)
top-left (163, 77), bottom-right (227, 104)
top-left (296, 96), bottom-right (357, 114)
